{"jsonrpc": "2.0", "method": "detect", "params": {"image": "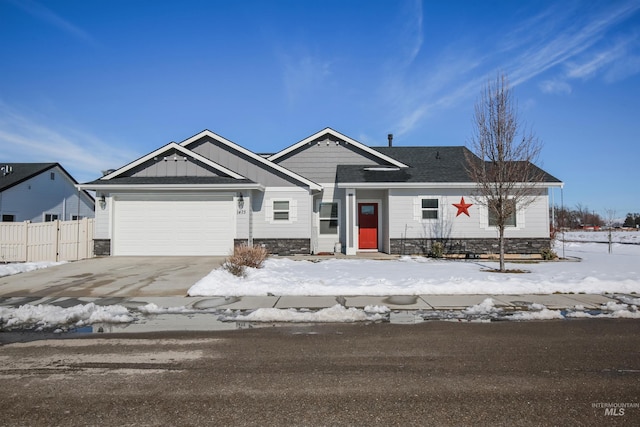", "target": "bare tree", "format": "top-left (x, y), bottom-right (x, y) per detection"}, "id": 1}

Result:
top-left (466, 73), bottom-right (546, 272)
